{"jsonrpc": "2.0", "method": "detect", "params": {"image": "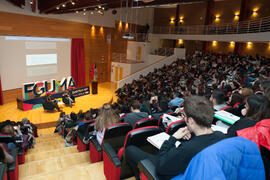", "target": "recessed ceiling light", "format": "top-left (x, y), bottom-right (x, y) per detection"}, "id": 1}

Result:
top-left (56, 6), bottom-right (60, 9)
top-left (90, 11), bottom-right (94, 15)
top-left (62, 4), bottom-right (66, 7)
top-left (83, 12), bottom-right (86, 15)
top-left (71, 2), bottom-right (75, 5)
top-left (83, 9), bottom-right (86, 11)
top-left (76, 11), bottom-right (79, 13)
top-left (98, 5), bottom-right (101, 8)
